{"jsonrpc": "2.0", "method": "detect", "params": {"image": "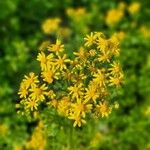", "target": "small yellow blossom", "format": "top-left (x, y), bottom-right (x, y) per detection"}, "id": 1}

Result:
top-left (84, 32), bottom-right (97, 47)
top-left (128, 2), bottom-right (140, 15)
top-left (109, 73), bottom-right (124, 87)
top-left (106, 7), bottom-right (124, 26)
top-left (68, 83), bottom-right (84, 99)
top-left (22, 72), bottom-right (39, 89)
top-left (41, 67), bottom-right (59, 83)
top-left (42, 18), bottom-right (61, 34)
top-left (29, 84), bottom-right (48, 101)
top-left (37, 52), bottom-right (54, 71)
top-left (140, 26), bottom-right (150, 38)
top-left (25, 98), bottom-right (38, 111)
top-left (93, 69), bottom-right (106, 87)
top-left (18, 83), bottom-right (28, 98)
top-left (96, 101), bottom-right (112, 117)
top-left (85, 85), bottom-right (99, 103)
top-left (109, 61), bottom-right (122, 76)
top-left (48, 39), bottom-right (64, 55)
top-left (54, 54), bottom-right (70, 70)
